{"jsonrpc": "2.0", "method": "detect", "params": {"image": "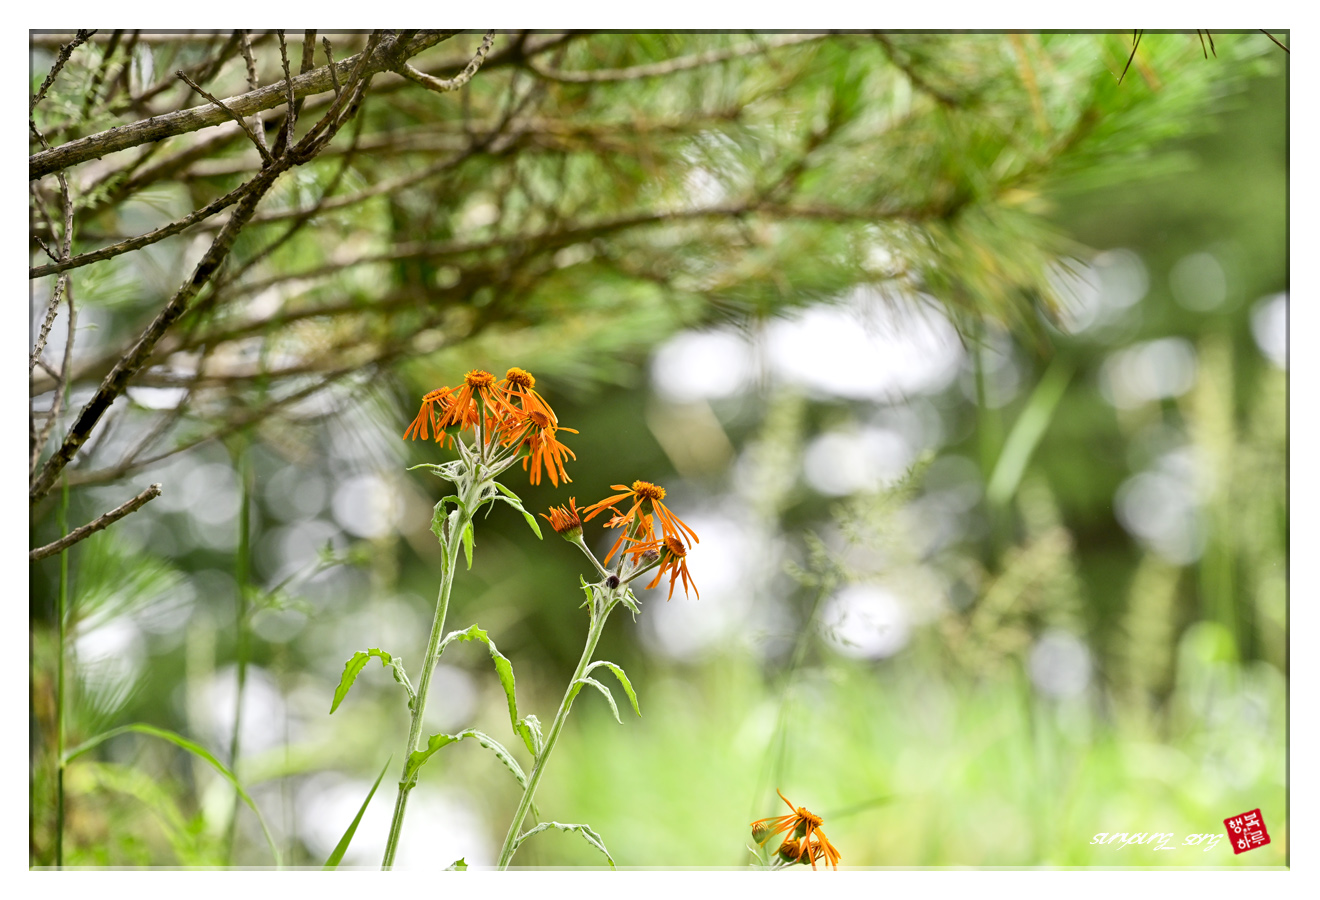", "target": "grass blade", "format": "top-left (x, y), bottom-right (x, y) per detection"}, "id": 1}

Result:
top-left (323, 755), bottom-right (392, 869)
top-left (64, 722), bottom-right (282, 867)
